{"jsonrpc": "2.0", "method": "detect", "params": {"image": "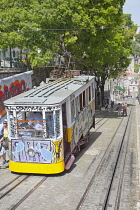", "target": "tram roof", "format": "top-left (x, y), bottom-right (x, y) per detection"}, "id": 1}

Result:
top-left (4, 75), bottom-right (94, 106)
